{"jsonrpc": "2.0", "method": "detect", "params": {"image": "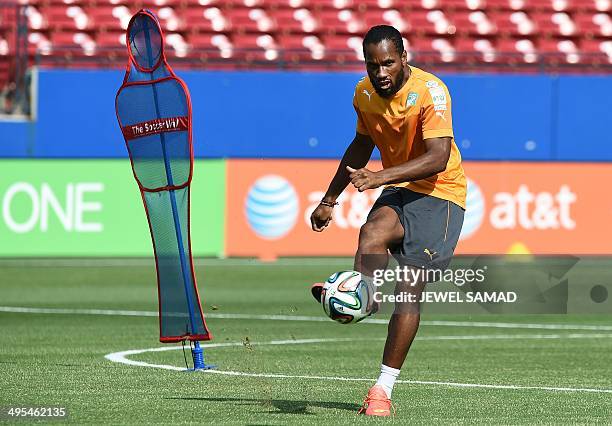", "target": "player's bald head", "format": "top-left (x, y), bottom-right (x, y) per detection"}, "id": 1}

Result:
top-left (362, 25), bottom-right (405, 57)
